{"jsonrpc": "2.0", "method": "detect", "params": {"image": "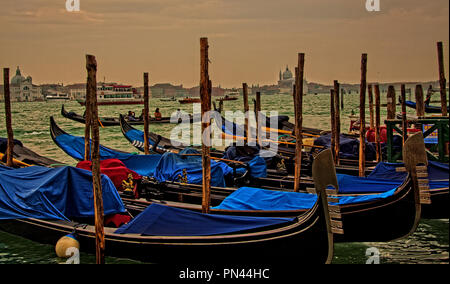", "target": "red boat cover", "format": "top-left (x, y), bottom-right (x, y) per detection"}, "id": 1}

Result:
top-left (76, 159), bottom-right (141, 197)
